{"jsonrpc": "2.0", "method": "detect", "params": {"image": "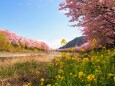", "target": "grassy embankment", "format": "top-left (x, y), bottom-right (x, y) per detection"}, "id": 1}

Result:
top-left (0, 32), bottom-right (48, 53)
